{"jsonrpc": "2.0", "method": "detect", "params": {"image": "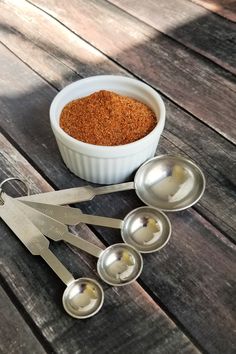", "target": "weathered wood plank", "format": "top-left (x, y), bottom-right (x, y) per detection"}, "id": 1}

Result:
top-left (0, 133), bottom-right (199, 354)
top-left (0, 5), bottom-right (128, 84)
top-left (1, 11), bottom-right (235, 241)
top-left (191, 0), bottom-right (236, 21)
top-left (0, 287), bottom-right (47, 354)
top-left (110, 0), bottom-right (236, 74)
top-left (0, 0), bottom-right (128, 80)
top-left (0, 29), bottom-right (81, 90)
top-left (24, 0), bottom-right (236, 143)
top-left (0, 44), bottom-right (235, 353)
